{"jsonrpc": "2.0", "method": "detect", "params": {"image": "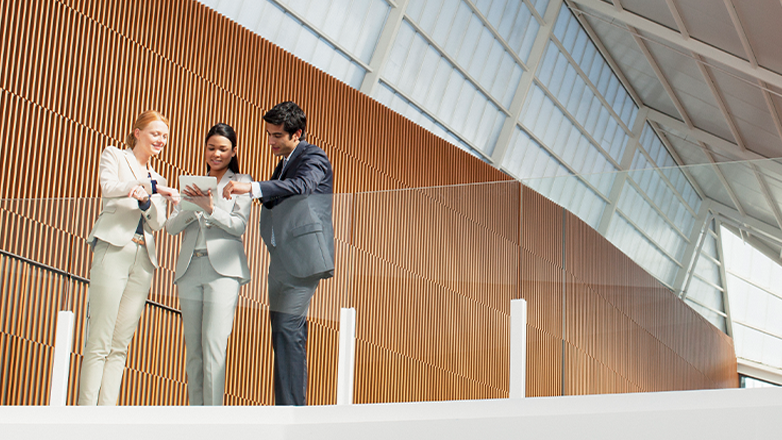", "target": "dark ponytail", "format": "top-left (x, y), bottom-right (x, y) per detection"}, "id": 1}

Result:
top-left (205, 123), bottom-right (240, 173)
